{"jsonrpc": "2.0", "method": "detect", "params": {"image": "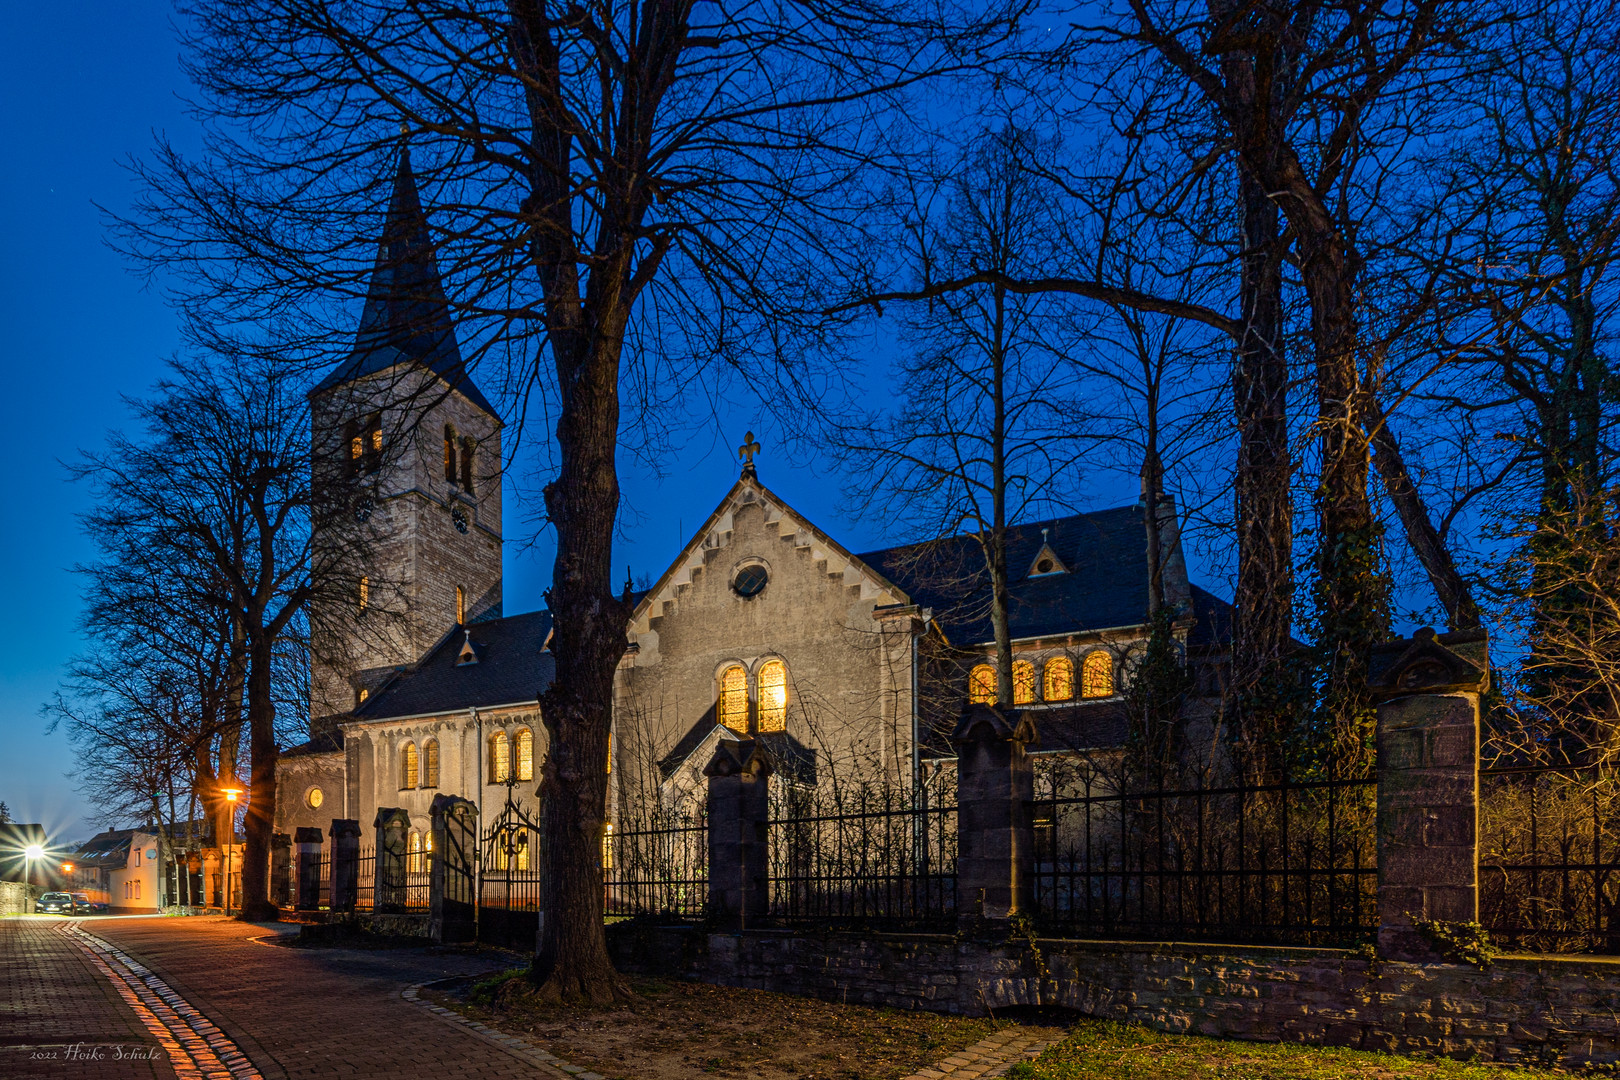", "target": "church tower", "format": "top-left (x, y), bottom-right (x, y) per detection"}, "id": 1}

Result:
top-left (308, 145), bottom-right (503, 720)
